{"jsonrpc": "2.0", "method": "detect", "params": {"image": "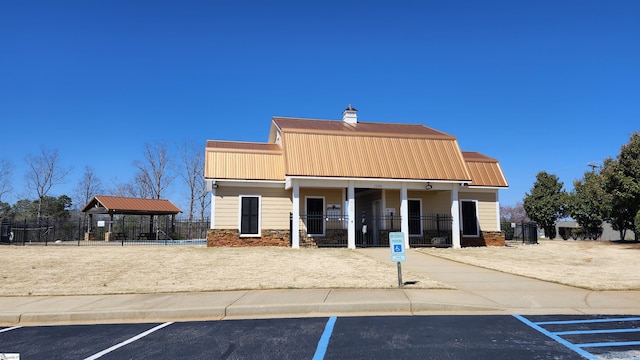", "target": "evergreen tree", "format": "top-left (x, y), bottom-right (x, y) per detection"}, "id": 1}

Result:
top-left (523, 171), bottom-right (568, 239)
top-left (568, 170), bottom-right (607, 239)
top-left (601, 132), bottom-right (640, 241)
